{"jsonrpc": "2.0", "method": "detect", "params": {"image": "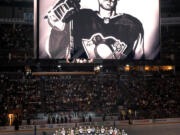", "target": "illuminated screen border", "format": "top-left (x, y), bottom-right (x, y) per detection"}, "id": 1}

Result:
top-left (34, 0), bottom-right (161, 61)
